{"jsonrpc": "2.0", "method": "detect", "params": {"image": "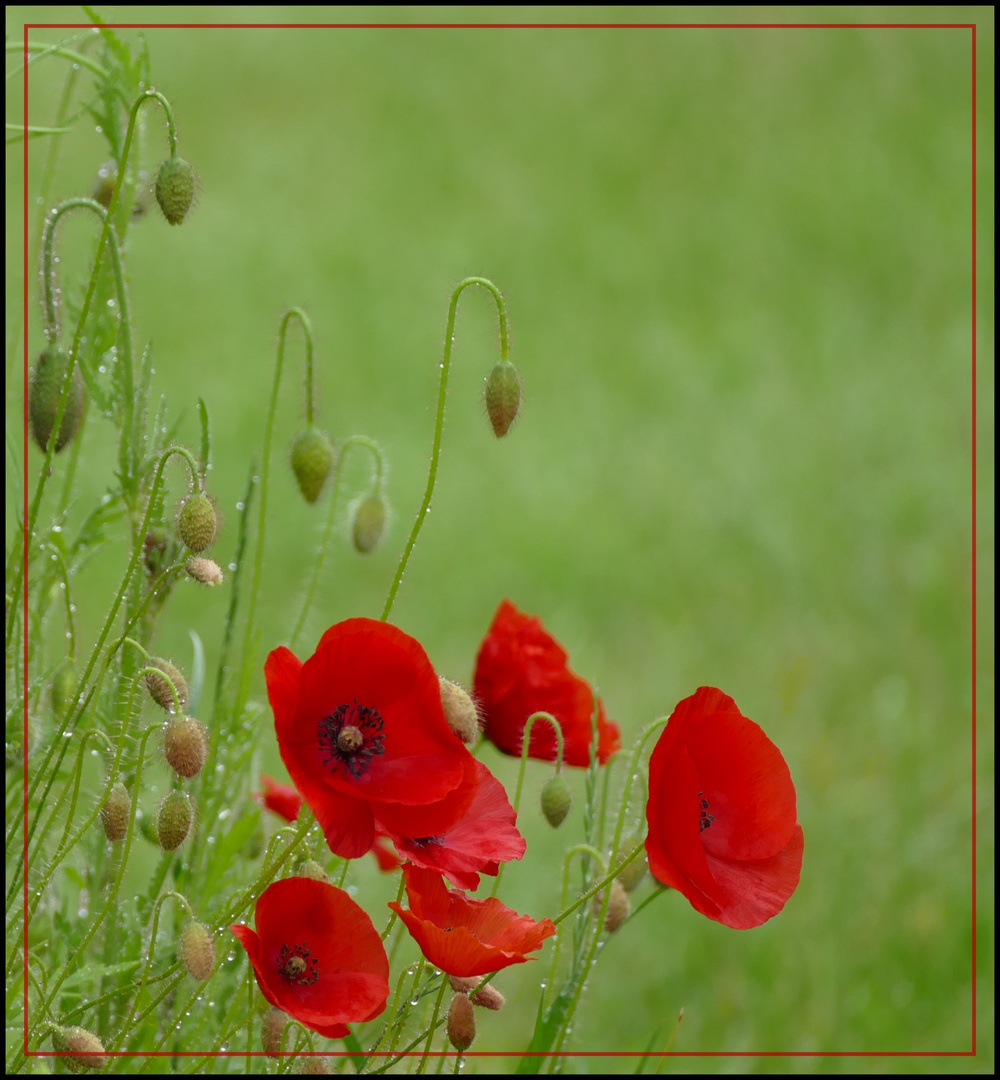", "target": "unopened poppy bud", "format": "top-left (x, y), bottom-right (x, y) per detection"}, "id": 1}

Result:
top-left (594, 877), bottom-right (630, 933)
top-left (540, 774), bottom-right (572, 828)
top-left (298, 1057), bottom-right (334, 1074)
top-left (261, 1006), bottom-right (289, 1058)
top-left (352, 490), bottom-right (388, 554)
top-left (178, 921), bottom-right (215, 980)
top-left (163, 715), bottom-right (208, 779)
top-left (155, 155), bottom-right (196, 225)
top-left (29, 347), bottom-right (85, 453)
top-left (290, 427), bottom-right (336, 504)
top-left (144, 658), bottom-right (188, 712)
top-left (470, 982), bottom-right (505, 1011)
top-left (615, 836), bottom-right (648, 894)
top-left (484, 358), bottom-right (523, 437)
top-left (439, 678), bottom-right (479, 744)
top-left (295, 860), bottom-right (330, 883)
top-left (177, 492), bottom-right (218, 552)
top-left (99, 781), bottom-right (131, 842)
top-left (51, 661), bottom-right (75, 718)
top-left (155, 790), bottom-right (194, 851)
top-left (185, 556), bottom-right (224, 586)
top-left (448, 975), bottom-right (477, 993)
top-left (447, 991), bottom-right (476, 1051)
top-left (51, 1025), bottom-right (107, 1071)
